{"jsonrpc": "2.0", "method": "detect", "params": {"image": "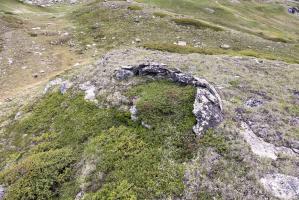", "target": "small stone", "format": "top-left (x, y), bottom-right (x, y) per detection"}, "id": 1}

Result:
top-left (177, 41), bottom-right (187, 46)
top-left (142, 121), bottom-right (152, 129)
top-left (4, 97), bottom-right (12, 102)
top-left (135, 38), bottom-right (141, 43)
top-left (134, 18), bottom-right (140, 23)
top-left (14, 111), bottom-right (22, 120)
top-left (33, 73), bottom-right (38, 78)
top-left (205, 8), bottom-right (215, 14)
top-left (115, 69), bottom-right (134, 80)
top-left (245, 98), bottom-right (264, 108)
top-left (220, 44), bottom-right (231, 49)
